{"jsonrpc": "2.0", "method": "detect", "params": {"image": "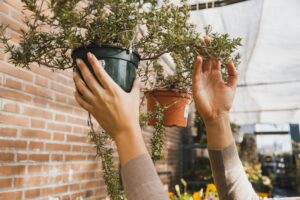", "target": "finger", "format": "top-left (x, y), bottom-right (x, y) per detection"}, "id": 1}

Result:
top-left (73, 72), bottom-right (95, 103)
top-left (76, 58), bottom-right (102, 94)
top-left (204, 36), bottom-right (211, 45)
top-left (130, 77), bottom-right (140, 95)
top-left (192, 56), bottom-right (203, 82)
top-left (226, 60), bottom-right (238, 87)
top-left (74, 91), bottom-right (93, 112)
top-left (87, 52), bottom-right (118, 92)
top-left (202, 59), bottom-right (212, 73)
top-left (211, 58), bottom-right (221, 71)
